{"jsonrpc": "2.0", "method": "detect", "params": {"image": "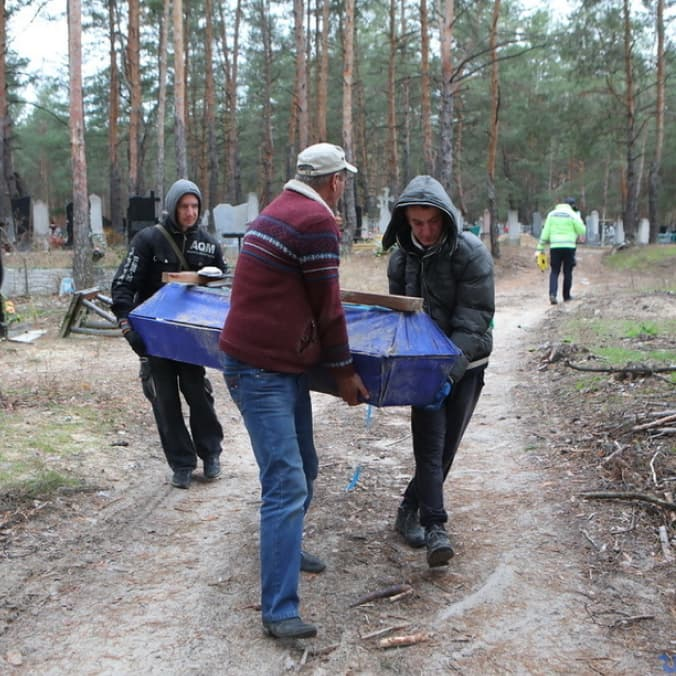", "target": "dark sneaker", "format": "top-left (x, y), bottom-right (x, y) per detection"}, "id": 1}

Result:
top-left (204, 456), bottom-right (221, 479)
top-left (549, 295), bottom-right (558, 305)
top-left (563, 296), bottom-right (574, 302)
top-left (300, 550), bottom-right (326, 573)
top-left (171, 468), bottom-right (193, 489)
top-left (425, 523), bottom-right (454, 567)
top-left (394, 504), bottom-right (425, 548)
top-left (263, 617), bottom-right (317, 639)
